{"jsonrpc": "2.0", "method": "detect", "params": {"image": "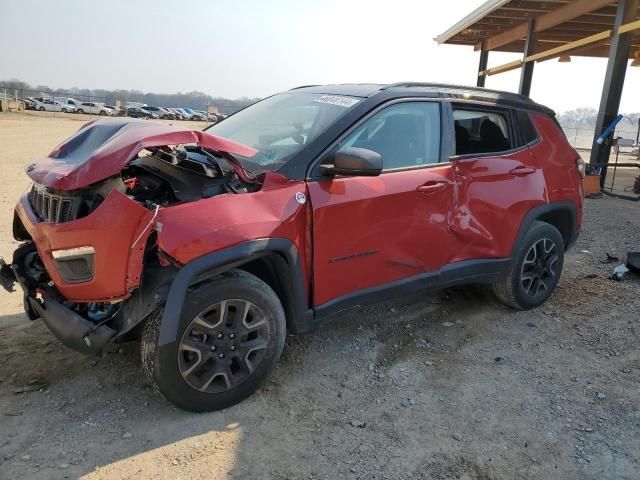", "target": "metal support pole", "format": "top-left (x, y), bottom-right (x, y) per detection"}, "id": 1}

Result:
top-left (636, 117), bottom-right (640, 160)
top-left (589, 0), bottom-right (639, 189)
top-left (477, 42), bottom-right (489, 88)
top-left (519, 19), bottom-right (537, 97)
